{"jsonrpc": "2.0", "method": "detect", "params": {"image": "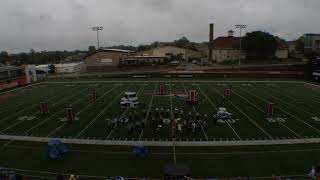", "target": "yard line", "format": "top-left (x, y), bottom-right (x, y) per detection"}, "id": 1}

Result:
top-left (22, 87), bottom-right (91, 135)
top-left (197, 84), bottom-right (241, 140)
top-left (2, 86), bottom-right (90, 148)
top-left (46, 85), bottom-right (117, 137)
top-left (264, 84), bottom-right (320, 116)
top-left (139, 82), bottom-right (158, 141)
top-left (8, 144), bottom-right (320, 155)
top-left (75, 88), bottom-right (128, 138)
top-left (275, 83), bottom-right (320, 105)
top-left (207, 83), bottom-right (274, 140)
top-left (0, 82), bottom-right (41, 96)
top-left (0, 85), bottom-right (82, 134)
top-left (173, 143), bottom-right (177, 164)
top-left (181, 82), bottom-right (209, 141)
top-left (0, 84), bottom-right (74, 125)
top-left (235, 87), bottom-right (302, 138)
top-left (239, 86), bottom-right (320, 135)
top-left (43, 80), bottom-right (305, 84)
top-left (169, 80), bottom-right (173, 118)
top-left (106, 86), bottom-right (145, 140)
